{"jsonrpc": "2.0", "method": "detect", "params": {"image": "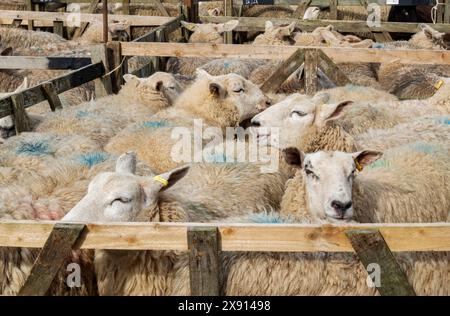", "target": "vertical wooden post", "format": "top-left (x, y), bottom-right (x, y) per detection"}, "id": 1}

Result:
top-left (122, 0), bottom-right (131, 37)
top-left (224, 0), bottom-right (234, 44)
top-left (329, 0), bottom-right (338, 20)
top-left (90, 44), bottom-right (113, 97)
top-left (183, 0), bottom-right (199, 23)
top-left (41, 82), bottom-right (63, 111)
top-left (445, 0), bottom-right (450, 23)
top-left (18, 223), bottom-right (86, 296)
top-left (53, 21), bottom-right (64, 38)
top-left (106, 41), bottom-right (123, 93)
top-left (437, 1), bottom-right (444, 23)
top-left (26, 0), bottom-right (34, 30)
top-left (346, 230), bottom-right (416, 296)
top-left (188, 227), bottom-right (220, 296)
top-left (10, 93), bottom-right (31, 134)
top-left (103, 0), bottom-right (109, 43)
top-left (304, 48), bottom-right (318, 95)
